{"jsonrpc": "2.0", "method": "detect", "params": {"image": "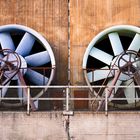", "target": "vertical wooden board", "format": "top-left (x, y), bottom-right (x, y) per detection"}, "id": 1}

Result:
top-left (70, 0), bottom-right (140, 85)
top-left (0, 0), bottom-right (68, 85)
